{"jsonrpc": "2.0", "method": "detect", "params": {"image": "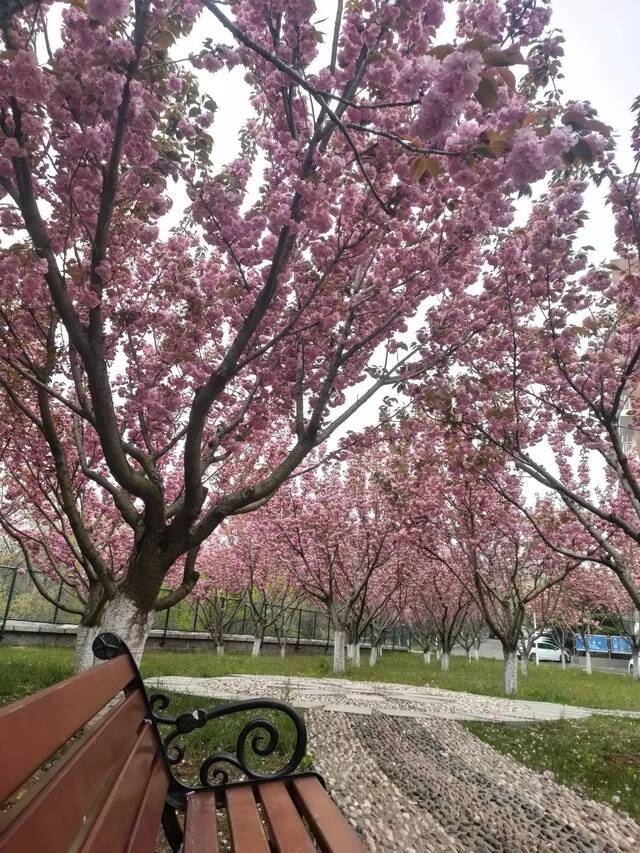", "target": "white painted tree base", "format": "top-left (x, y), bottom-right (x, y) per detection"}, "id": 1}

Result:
top-left (504, 651), bottom-right (518, 695)
top-left (74, 594), bottom-right (154, 672)
top-left (333, 629), bottom-right (346, 673)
